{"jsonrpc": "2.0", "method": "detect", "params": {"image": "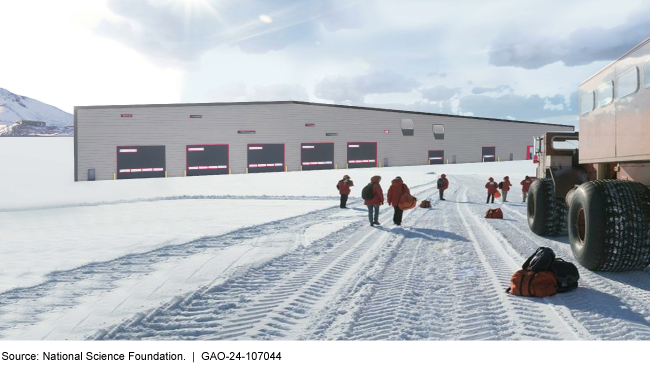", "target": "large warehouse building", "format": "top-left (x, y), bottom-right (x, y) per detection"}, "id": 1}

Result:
top-left (74, 101), bottom-right (574, 181)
